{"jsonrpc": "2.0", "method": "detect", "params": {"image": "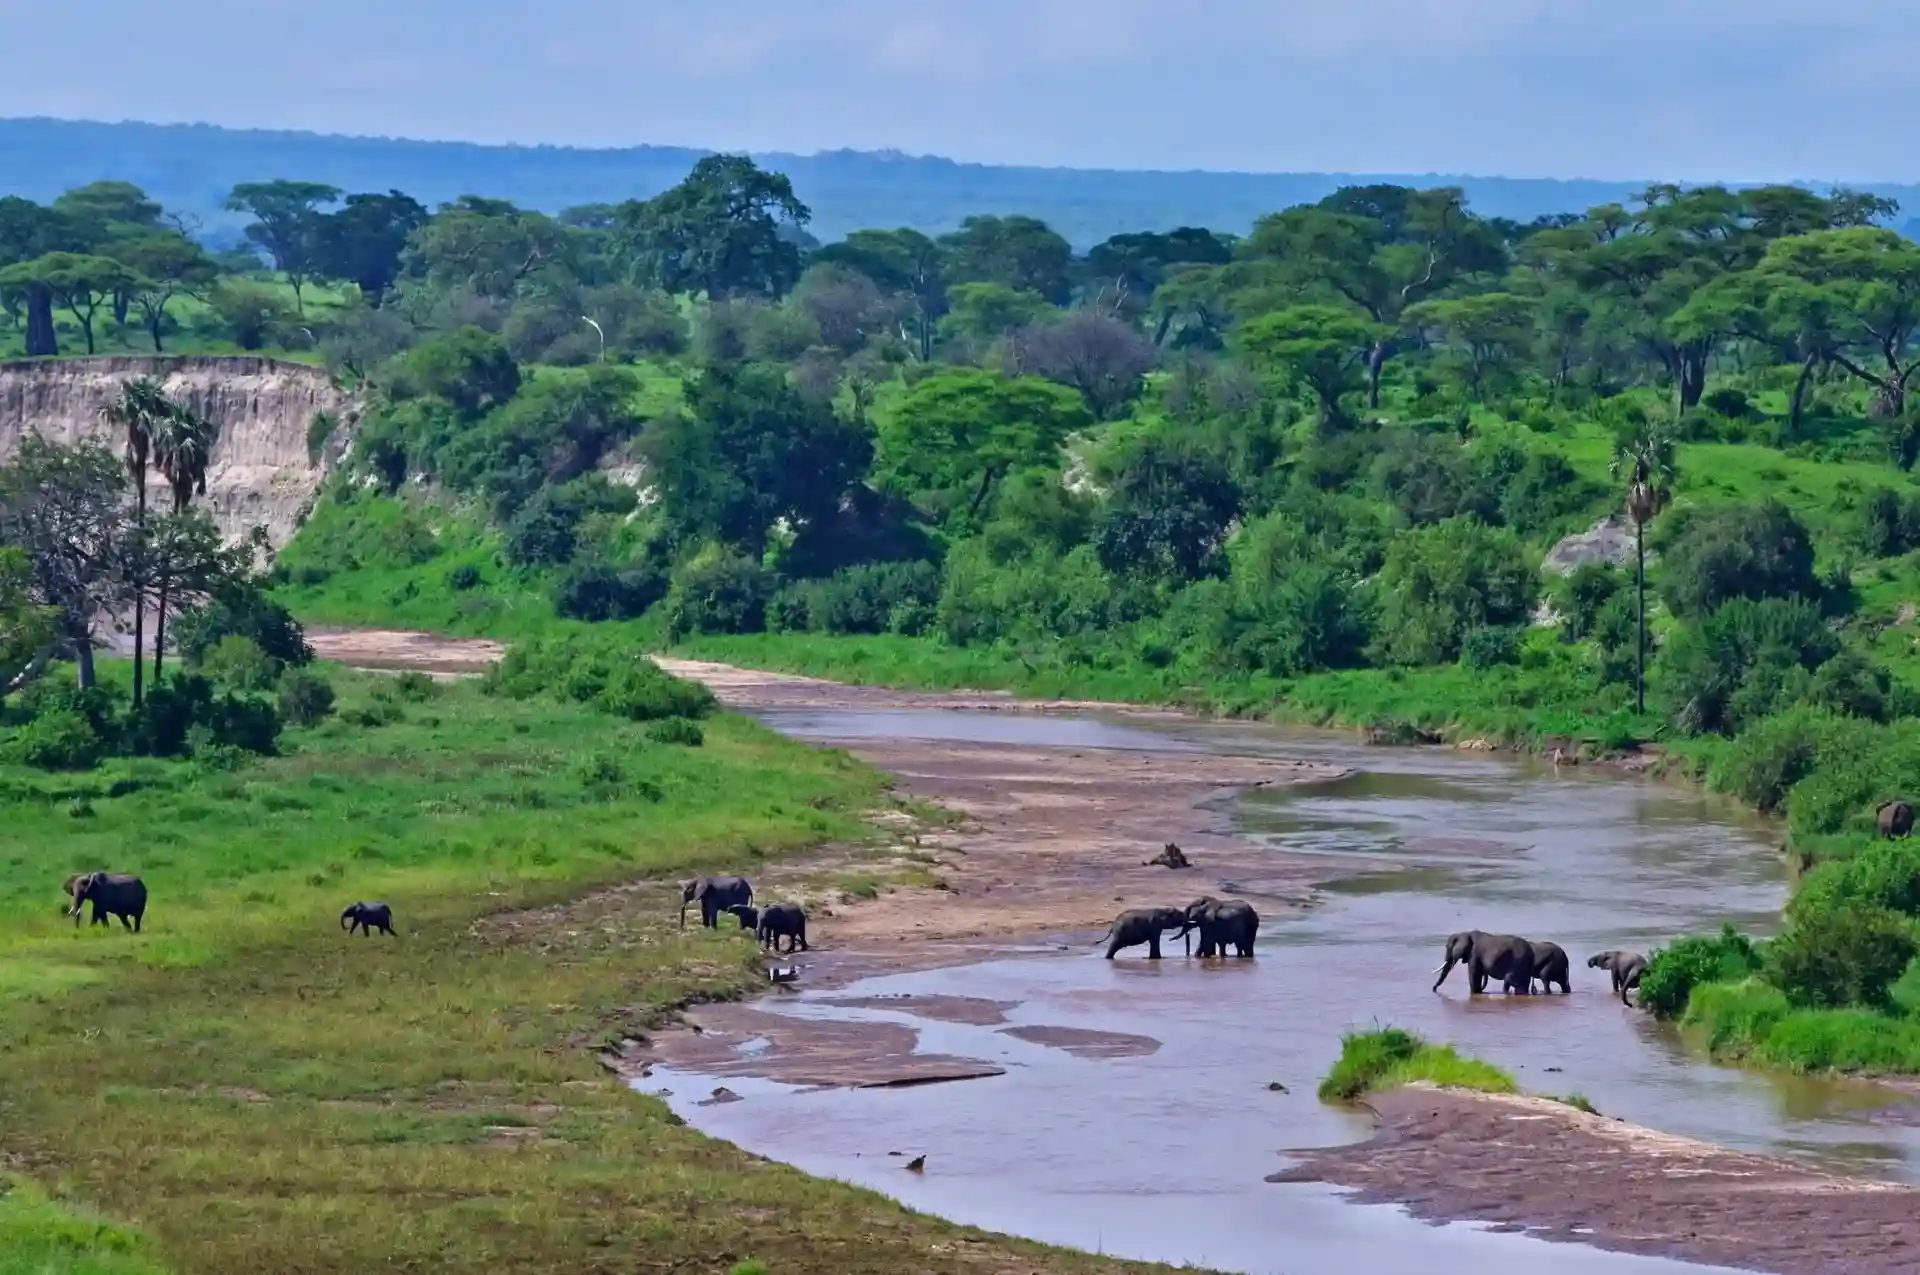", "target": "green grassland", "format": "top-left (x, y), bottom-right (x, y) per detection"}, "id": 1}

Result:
top-left (0, 661), bottom-right (1168, 1275)
top-left (1317, 1028), bottom-right (1518, 1102)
